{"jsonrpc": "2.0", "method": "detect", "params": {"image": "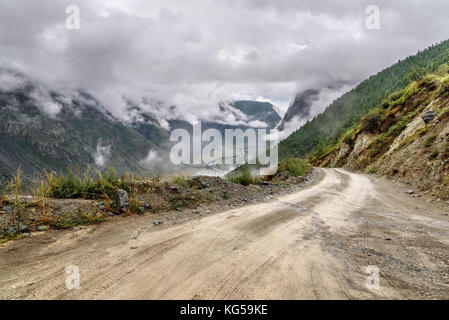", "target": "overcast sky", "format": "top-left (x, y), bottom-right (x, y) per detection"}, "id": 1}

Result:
top-left (1, 0), bottom-right (449, 123)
